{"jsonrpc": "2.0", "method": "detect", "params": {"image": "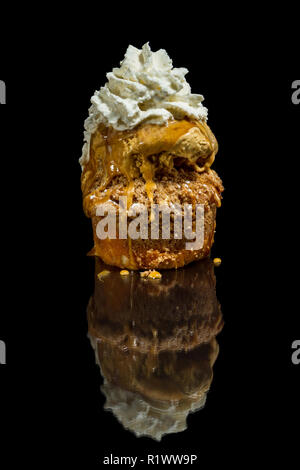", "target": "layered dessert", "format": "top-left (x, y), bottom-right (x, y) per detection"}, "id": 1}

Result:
top-left (80, 43), bottom-right (223, 269)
